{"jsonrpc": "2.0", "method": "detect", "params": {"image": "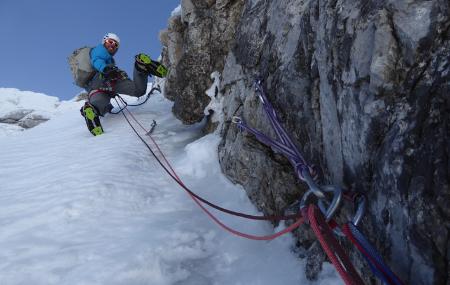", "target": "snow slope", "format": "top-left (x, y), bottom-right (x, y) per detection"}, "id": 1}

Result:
top-left (0, 88), bottom-right (341, 285)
